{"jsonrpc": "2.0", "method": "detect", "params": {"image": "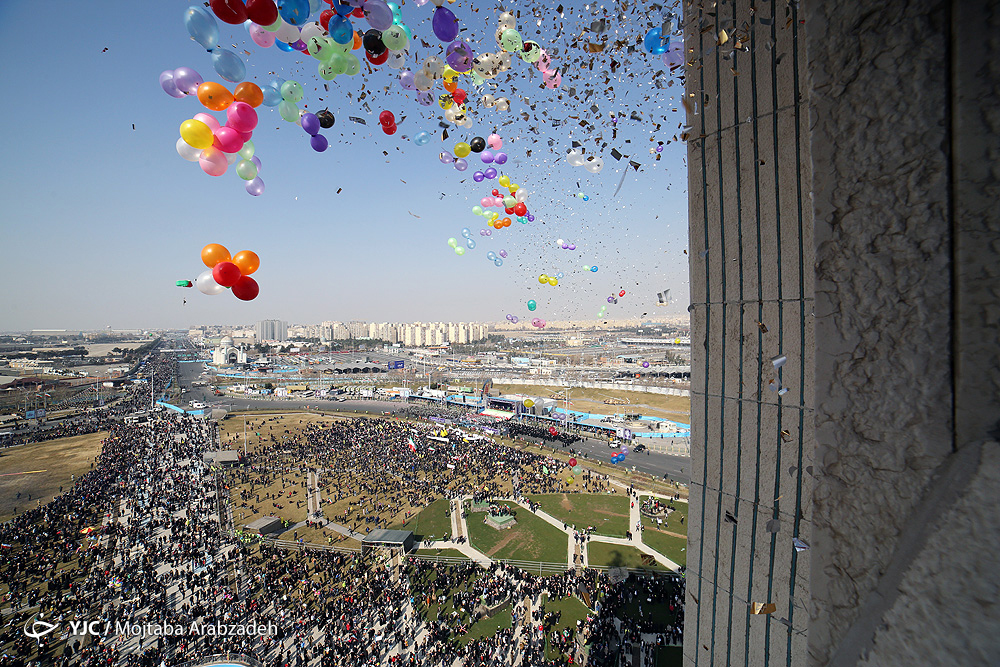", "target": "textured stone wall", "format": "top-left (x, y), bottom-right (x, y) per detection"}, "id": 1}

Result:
top-left (683, 0), bottom-right (815, 664)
